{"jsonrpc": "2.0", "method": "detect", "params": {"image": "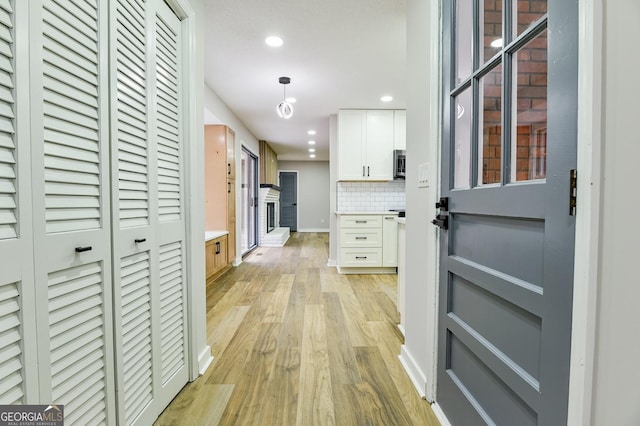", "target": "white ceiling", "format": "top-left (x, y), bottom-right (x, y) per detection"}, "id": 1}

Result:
top-left (203, 0), bottom-right (407, 161)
